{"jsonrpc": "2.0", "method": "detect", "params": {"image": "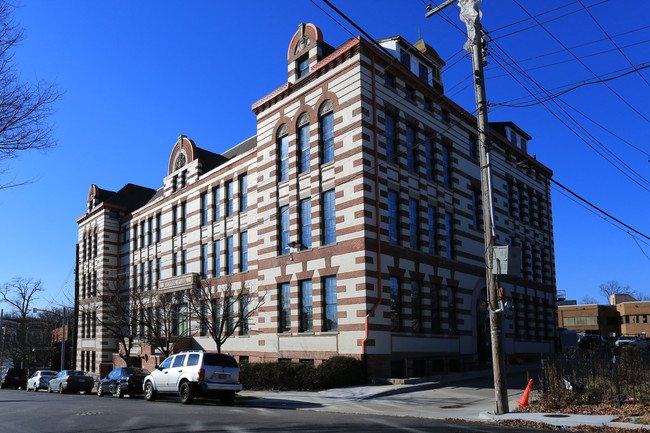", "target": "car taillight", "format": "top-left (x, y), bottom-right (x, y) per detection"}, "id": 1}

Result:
top-left (65, 376), bottom-right (71, 381)
top-left (198, 368), bottom-right (204, 381)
